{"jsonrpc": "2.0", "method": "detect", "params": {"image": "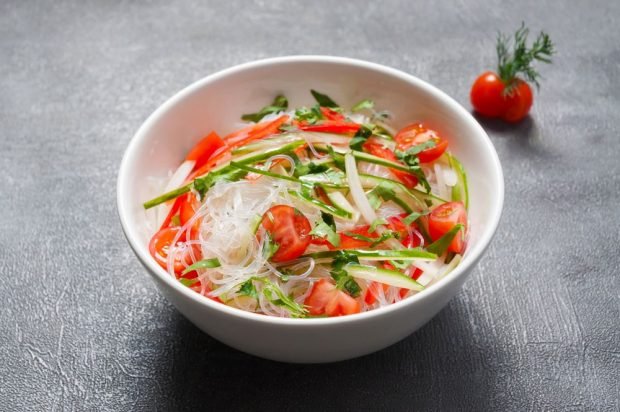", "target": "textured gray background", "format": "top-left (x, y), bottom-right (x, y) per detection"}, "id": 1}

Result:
top-left (1, 0), bottom-right (619, 411)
